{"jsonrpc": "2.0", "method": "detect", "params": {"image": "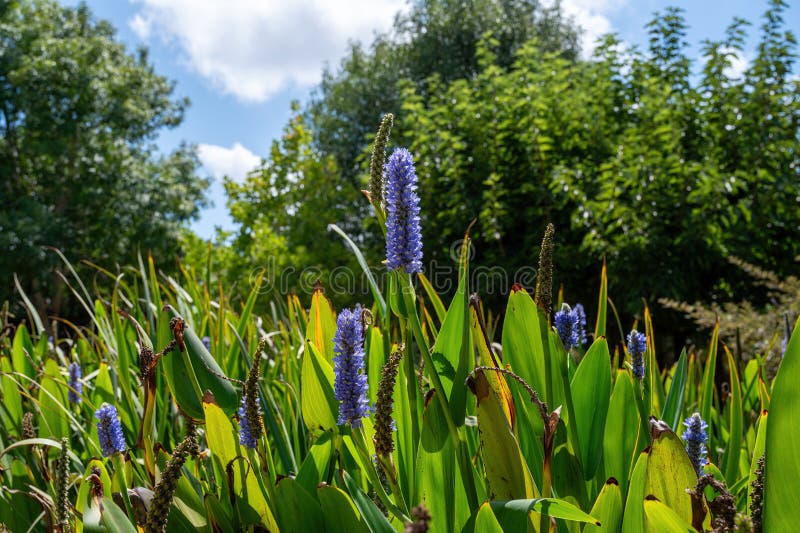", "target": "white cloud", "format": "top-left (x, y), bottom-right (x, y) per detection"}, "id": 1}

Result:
top-left (722, 48), bottom-right (750, 79)
top-left (546, 0), bottom-right (626, 56)
top-left (197, 142), bottom-right (261, 182)
top-left (129, 0), bottom-right (406, 102)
